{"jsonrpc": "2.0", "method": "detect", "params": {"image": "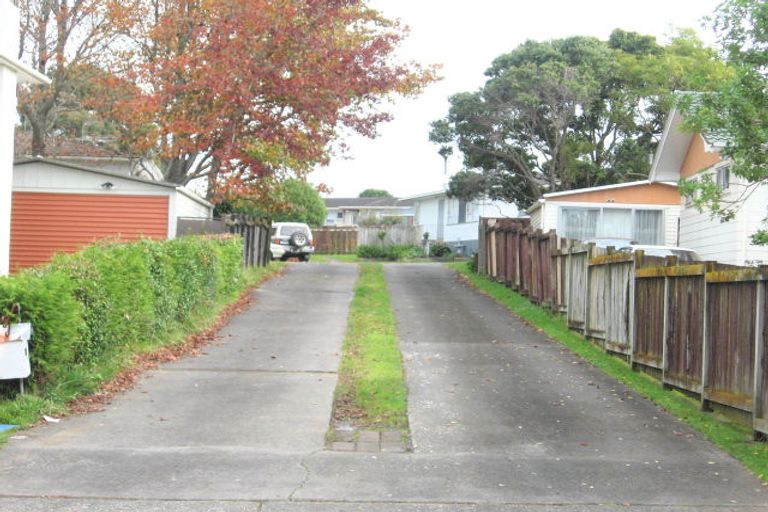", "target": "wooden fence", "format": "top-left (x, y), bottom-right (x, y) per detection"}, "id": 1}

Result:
top-left (177, 216), bottom-right (271, 268)
top-left (312, 225), bottom-right (421, 254)
top-left (478, 217), bottom-right (768, 438)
